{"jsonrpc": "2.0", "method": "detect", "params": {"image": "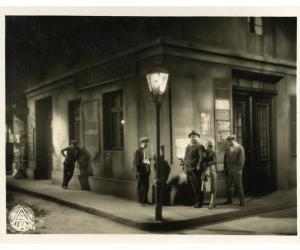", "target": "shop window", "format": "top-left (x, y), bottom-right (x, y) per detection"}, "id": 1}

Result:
top-left (248, 17), bottom-right (263, 35)
top-left (68, 99), bottom-right (81, 145)
top-left (103, 90), bottom-right (124, 150)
